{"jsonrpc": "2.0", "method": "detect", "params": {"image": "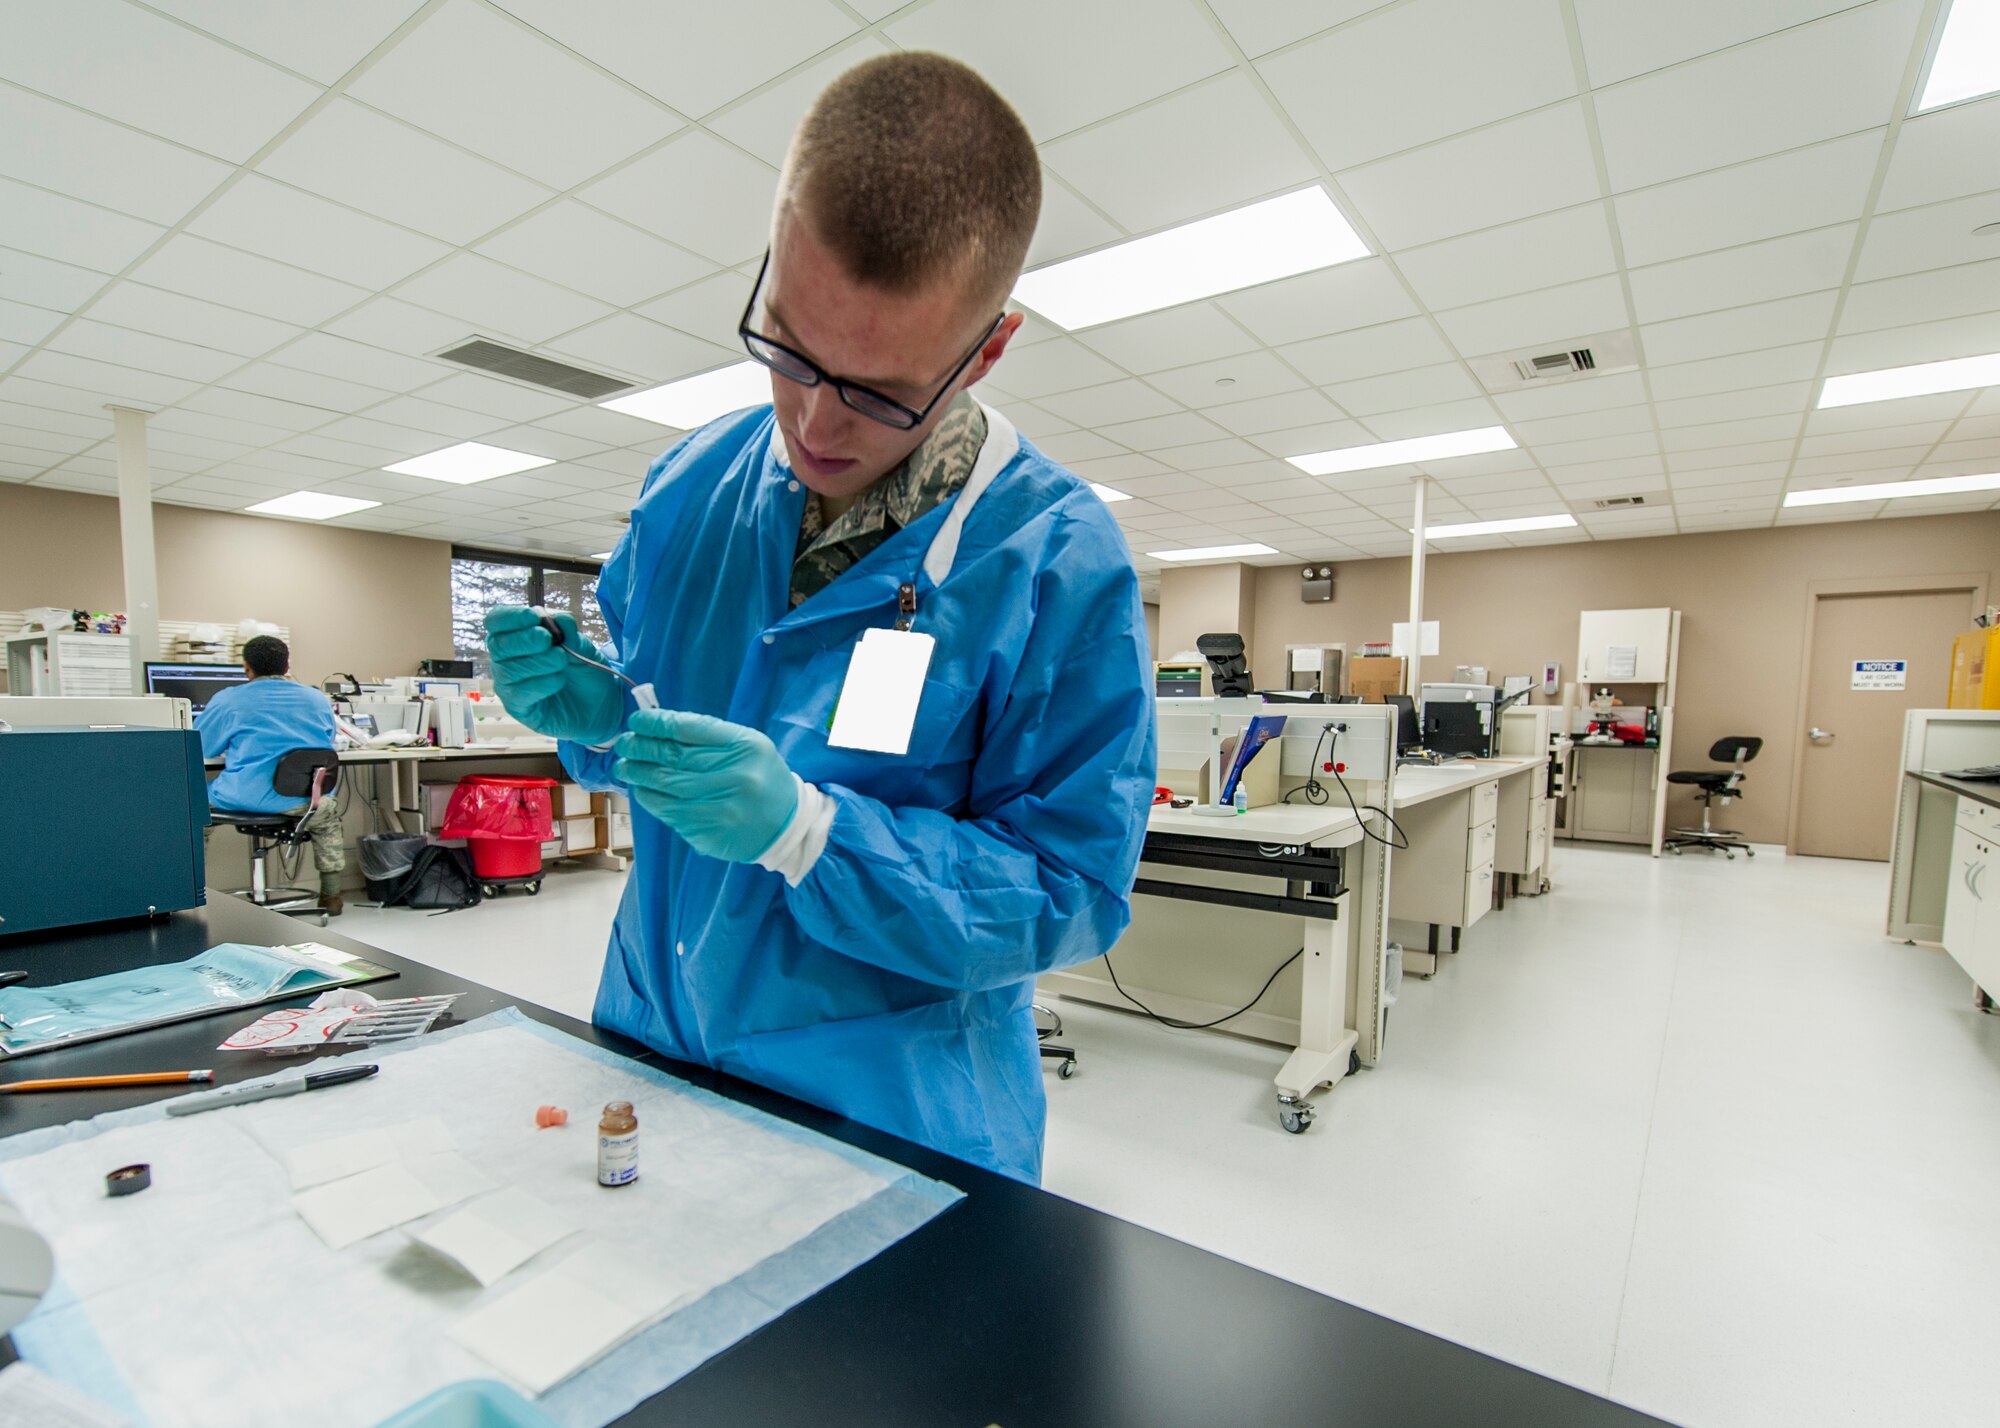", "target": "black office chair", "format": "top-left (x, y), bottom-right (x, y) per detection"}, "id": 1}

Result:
top-left (208, 748), bottom-right (341, 923)
top-left (1035, 1002), bottom-right (1077, 1079)
top-left (1664, 737), bottom-right (1762, 859)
